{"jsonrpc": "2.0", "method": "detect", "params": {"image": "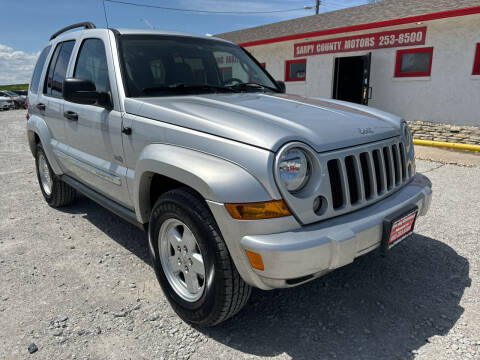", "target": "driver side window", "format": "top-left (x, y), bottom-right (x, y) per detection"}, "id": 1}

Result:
top-left (74, 38), bottom-right (110, 93)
